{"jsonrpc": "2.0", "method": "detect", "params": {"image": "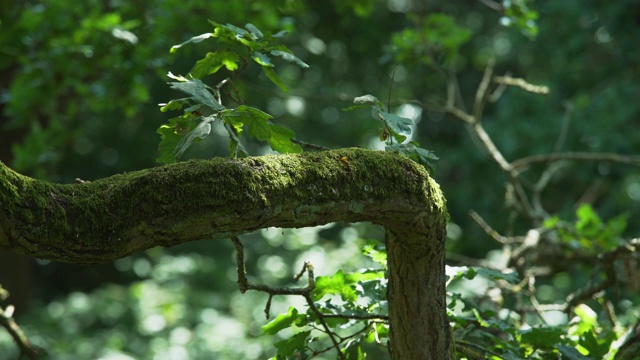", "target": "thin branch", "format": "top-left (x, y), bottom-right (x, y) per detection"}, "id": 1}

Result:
top-left (476, 0), bottom-right (503, 11)
top-left (473, 58), bottom-right (495, 121)
top-left (387, 66), bottom-right (396, 111)
top-left (469, 210), bottom-right (518, 245)
top-left (0, 305), bottom-right (41, 359)
top-left (230, 236), bottom-right (346, 360)
top-left (552, 101), bottom-right (574, 153)
top-left (493, 76), bottom-right (549, 95)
